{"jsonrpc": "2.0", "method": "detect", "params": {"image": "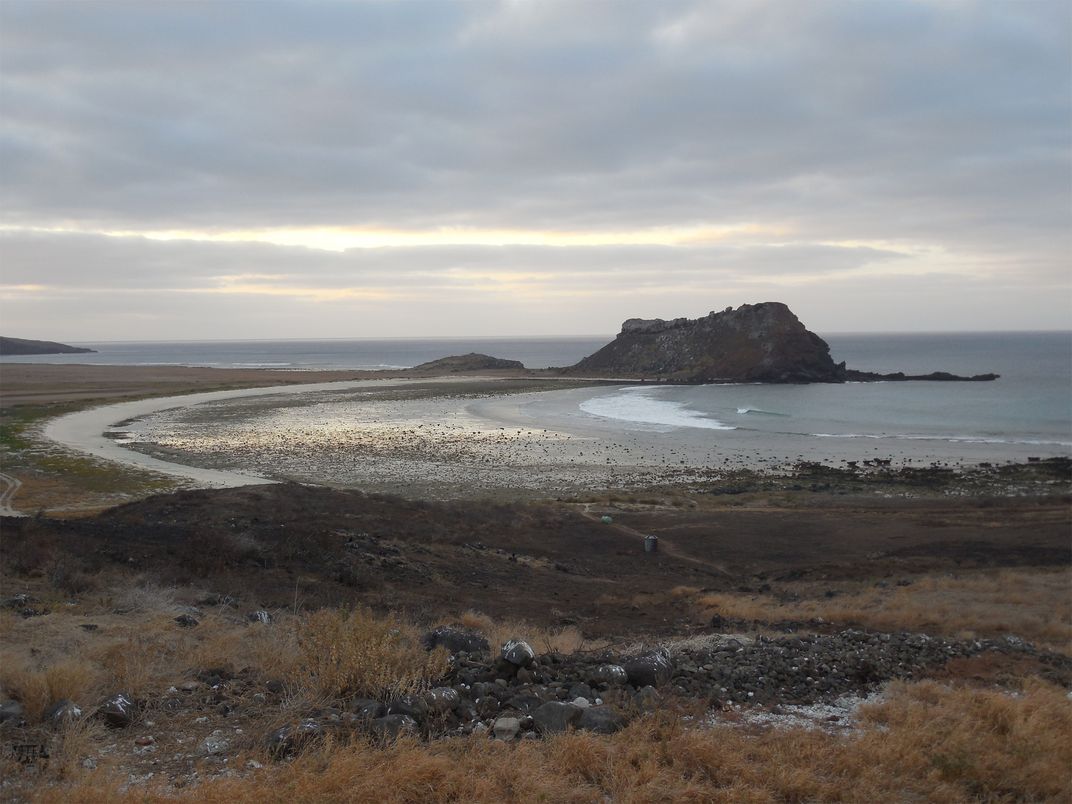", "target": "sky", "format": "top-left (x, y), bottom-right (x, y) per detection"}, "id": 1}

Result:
top-left (1, 0), bottom-right (1069, 341)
